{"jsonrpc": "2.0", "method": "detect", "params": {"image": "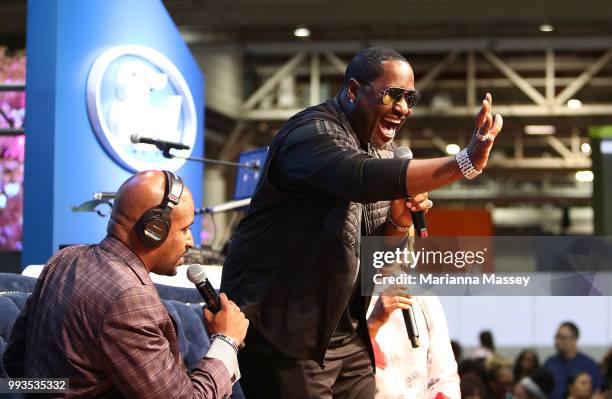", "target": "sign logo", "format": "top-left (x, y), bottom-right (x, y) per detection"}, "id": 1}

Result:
top-left (87, 45), bottom-right (197, 172)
